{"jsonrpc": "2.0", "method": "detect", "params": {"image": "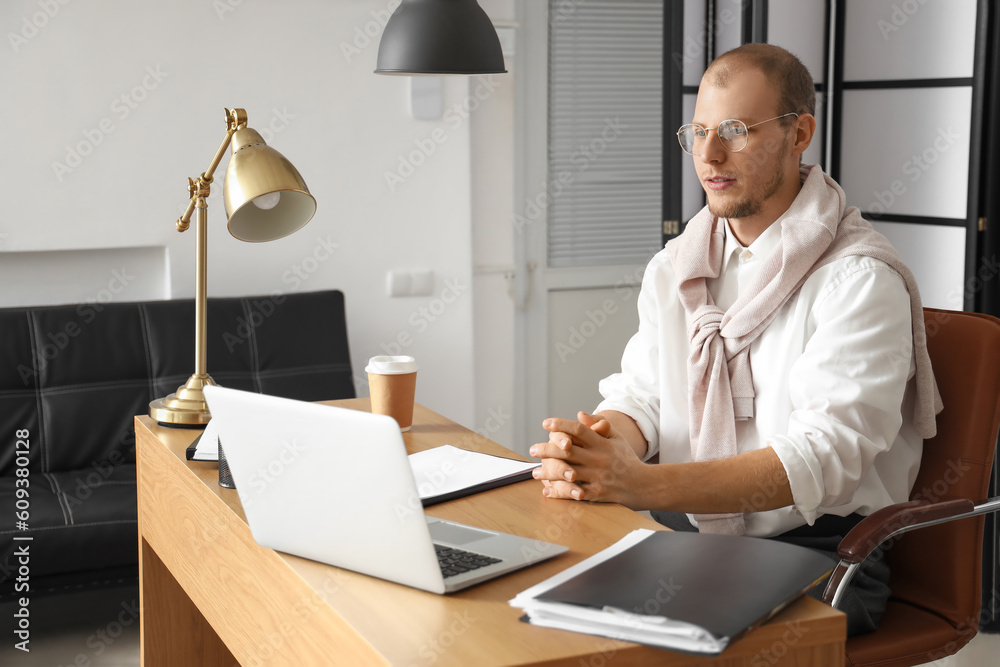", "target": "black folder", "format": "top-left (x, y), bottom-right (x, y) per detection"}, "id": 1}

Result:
top-left (521, 529), bottom-right (838, 654)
